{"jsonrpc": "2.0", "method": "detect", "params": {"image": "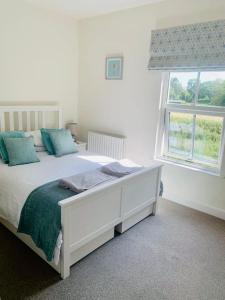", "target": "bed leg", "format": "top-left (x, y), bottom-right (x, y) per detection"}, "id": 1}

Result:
top-left (60, 239), bottom-right (70, 279)
top-left (152, 201), bottom-right (158, 216)
top-left (152, 167), bottom-right (162, 216)
top-left (60, 207), bottom-right (70, 279)
top-left (60, 240), bottom-right (70, 279)
top-left (61, 261), bottom-right (70, 279)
